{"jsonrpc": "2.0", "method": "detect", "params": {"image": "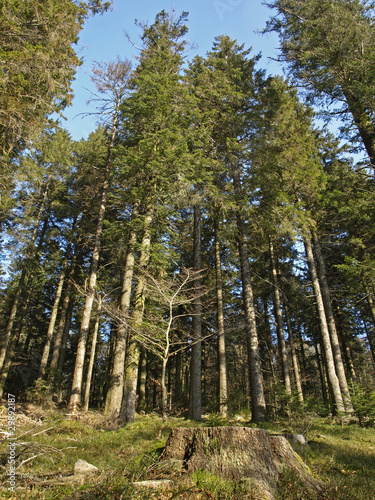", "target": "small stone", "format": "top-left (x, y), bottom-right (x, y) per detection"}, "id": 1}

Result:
top-left (74, 459), bottom-right (99, 476)
top-left (294, 434), bottom-right (308, 445)
top-left (133, 480), bottom-right (173, 489)
top-left (282, 433), bottom-right (308, 445)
